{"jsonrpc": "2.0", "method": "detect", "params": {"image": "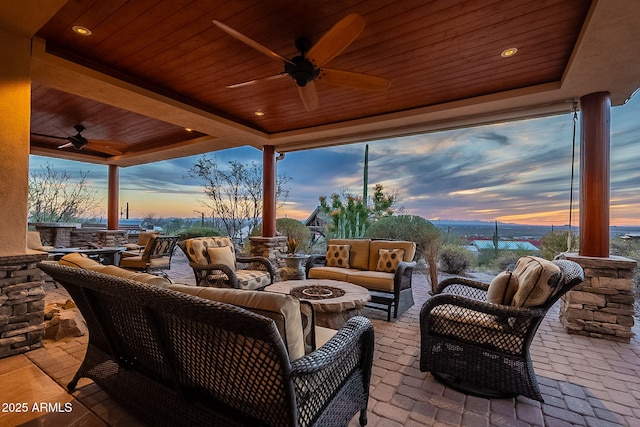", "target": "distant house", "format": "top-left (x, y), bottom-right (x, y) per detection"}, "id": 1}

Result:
top-left (471, 240), bottom-right (539, 251)
top-left (304, 206), bottom-right (330, 234)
